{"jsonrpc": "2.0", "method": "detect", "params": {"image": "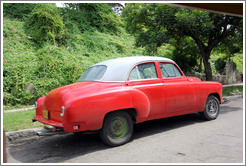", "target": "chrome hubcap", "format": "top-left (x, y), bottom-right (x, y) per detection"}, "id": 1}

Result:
top-left (109, 117), bottom-right (127, 139)
top-left (207, 100), bottom-right (218, 116)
